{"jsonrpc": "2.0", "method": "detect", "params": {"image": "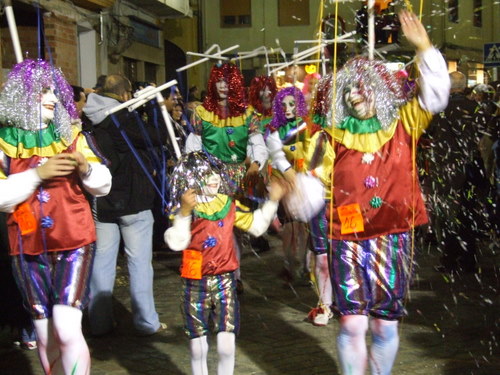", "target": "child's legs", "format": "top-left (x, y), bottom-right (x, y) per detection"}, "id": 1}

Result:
top-left (217, 332), bottom-right (235, 375)
top-left (212, 273), bottom-right (239, 375)
top-left (189, 336), bottom-right (209, 375)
